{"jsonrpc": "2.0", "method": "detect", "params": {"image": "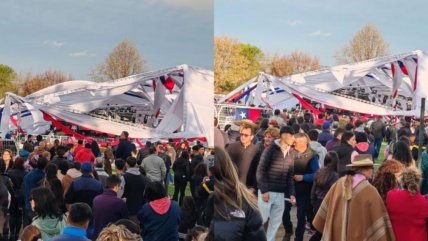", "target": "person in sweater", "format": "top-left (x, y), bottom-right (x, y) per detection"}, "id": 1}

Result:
top-left (309, 152), bottom-right (339, 241)
top-left (141, 147), bottom-right (166, 182)
top-left (351, 132), bottom-right (376, 161)
top-left (74, 143), bottom-right (96, 164)
top-left (138, 181), bottom-right (181, 241)
top-left (123, 157), bottom-right (147, 225)
top-left (50, 202), bottom-right (93, 241)
top-left (386, 167), bottom-right (428, 241)
top-left (30, 187), bottom-right (66, 240)
top-left (312, 154), bottom-right (395, 241)
top-left (283, 133), bottom-right (320, 241)
top-left (23, 157), bottom-right (47, 227)
top-left (226, 122), bottom-right (259, 188)
top-left (92, 175), bottom-right (129, 240)
top-left (256, 126), bottom-right (296, 241)
top-left (72, 140), bottom-right (85, 157)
